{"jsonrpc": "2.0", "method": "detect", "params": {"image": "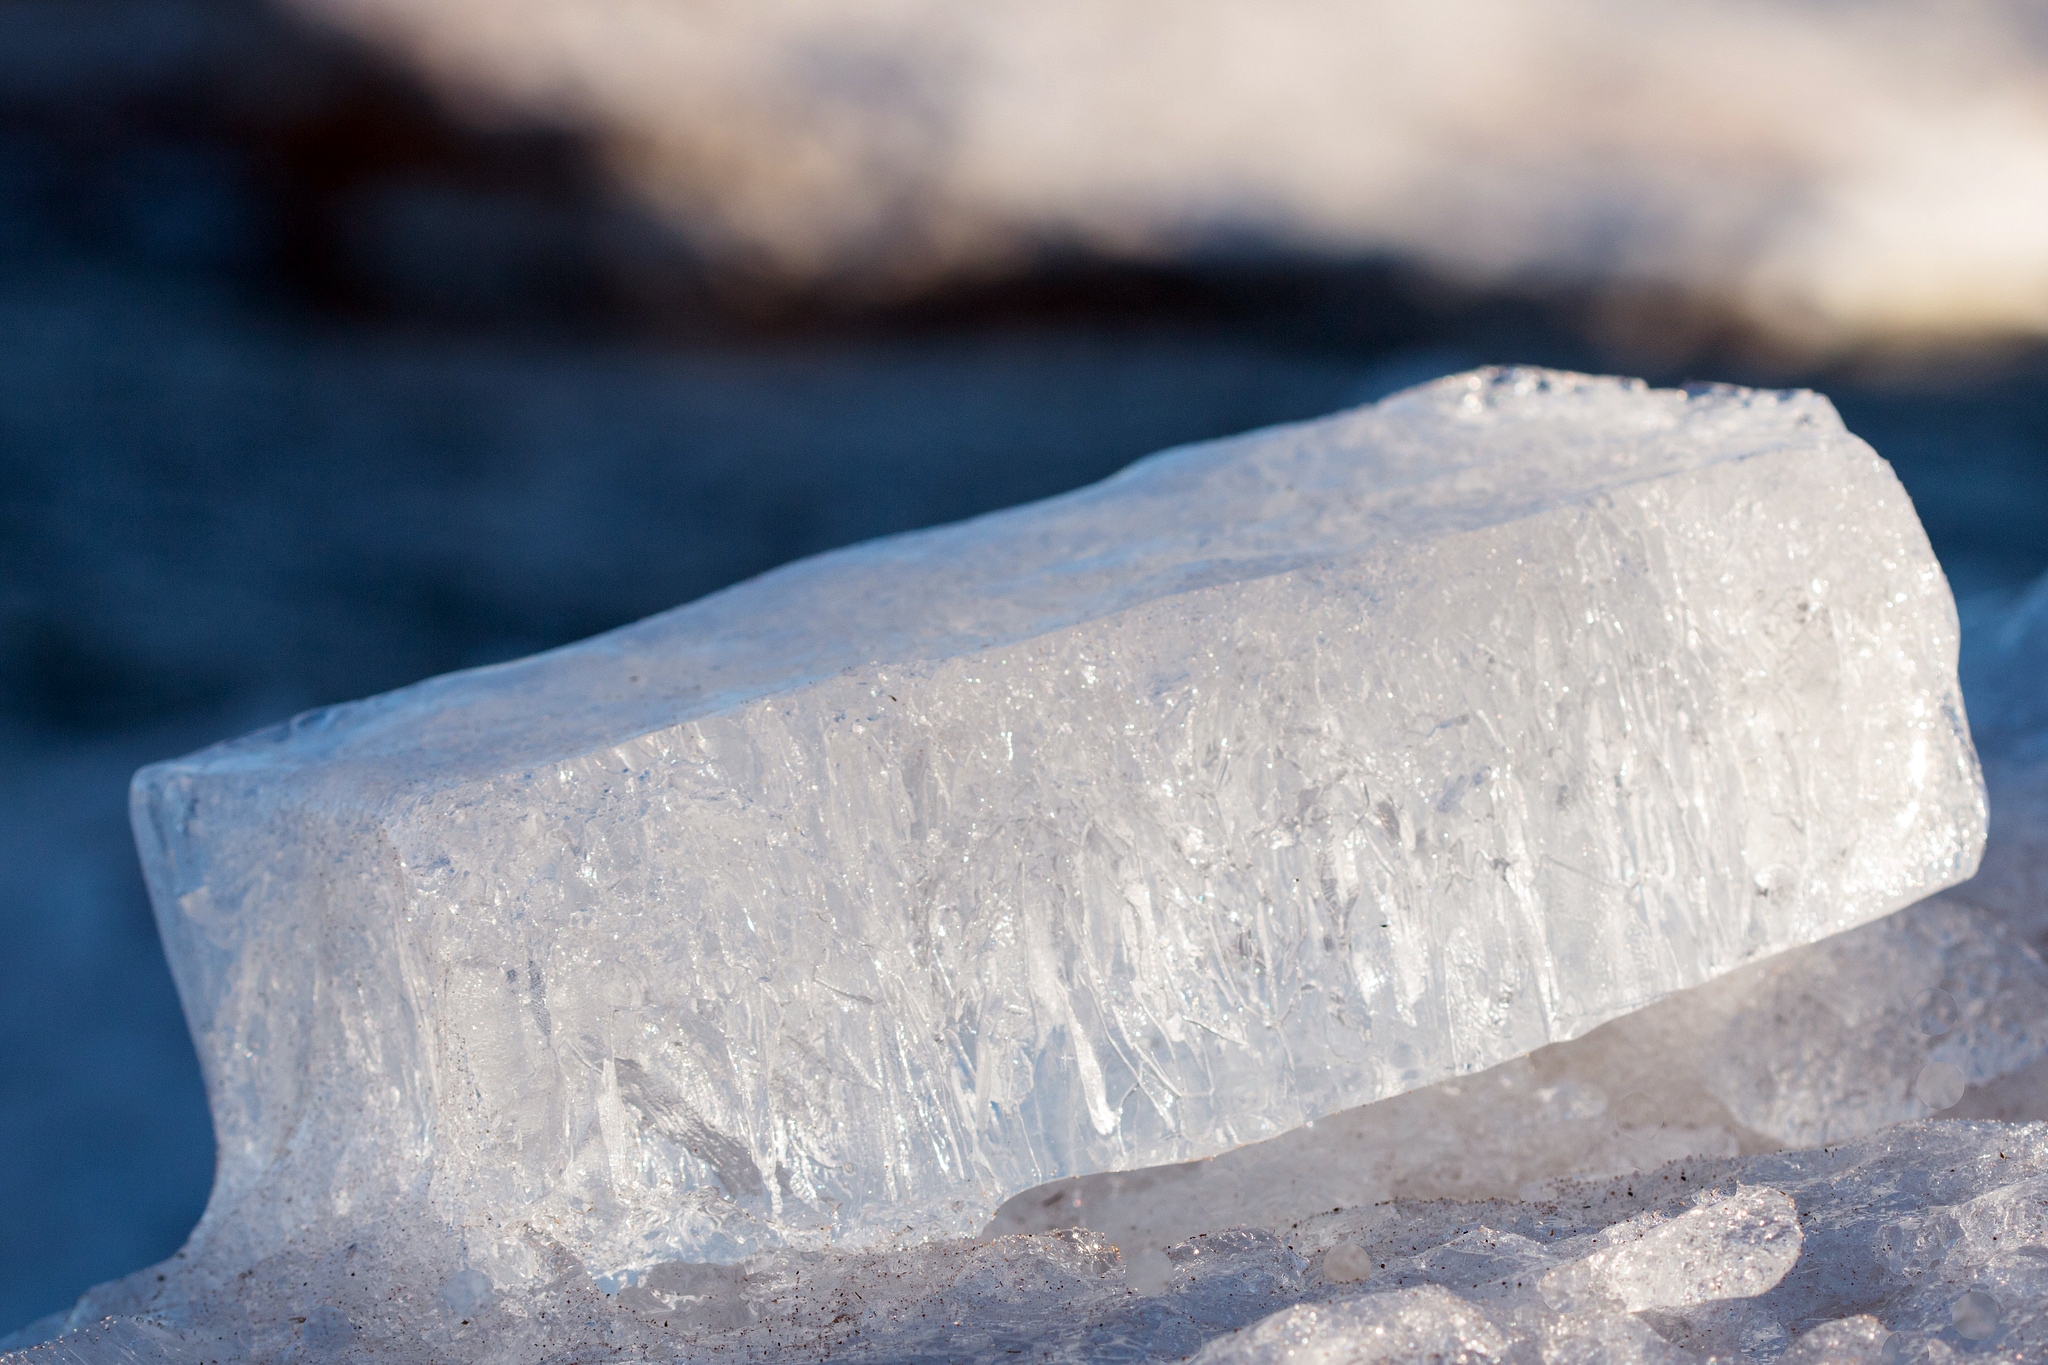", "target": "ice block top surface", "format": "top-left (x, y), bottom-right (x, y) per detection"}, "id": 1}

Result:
top-left (173, 369), bottom-right (1842, 792)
